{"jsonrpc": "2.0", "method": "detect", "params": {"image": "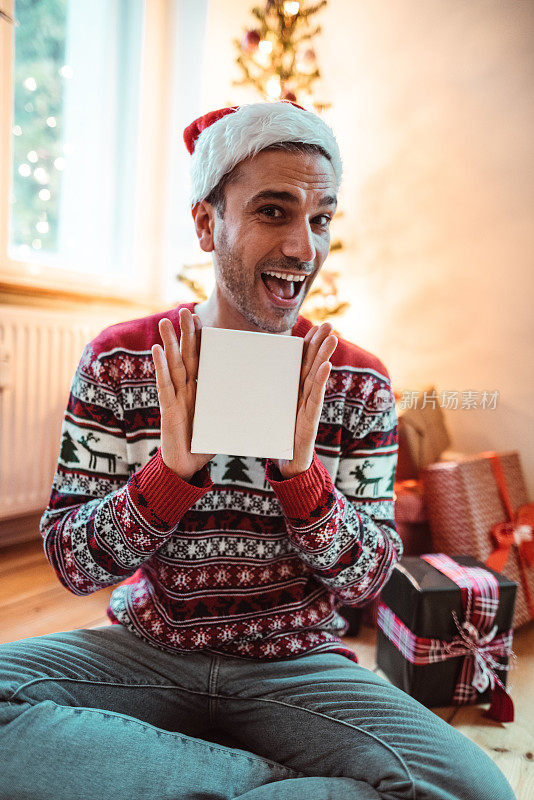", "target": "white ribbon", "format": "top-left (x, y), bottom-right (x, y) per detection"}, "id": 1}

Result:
top-left (449, 611), bottom-right (501, 694)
